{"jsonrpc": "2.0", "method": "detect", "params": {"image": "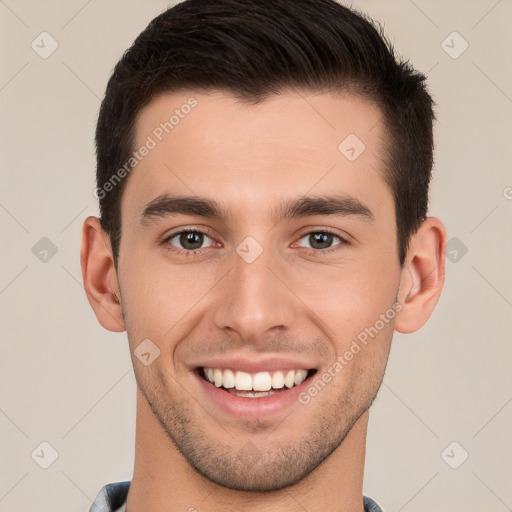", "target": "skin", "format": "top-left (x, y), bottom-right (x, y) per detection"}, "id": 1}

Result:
top-left (81, 90), bottom-right (446, 512)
